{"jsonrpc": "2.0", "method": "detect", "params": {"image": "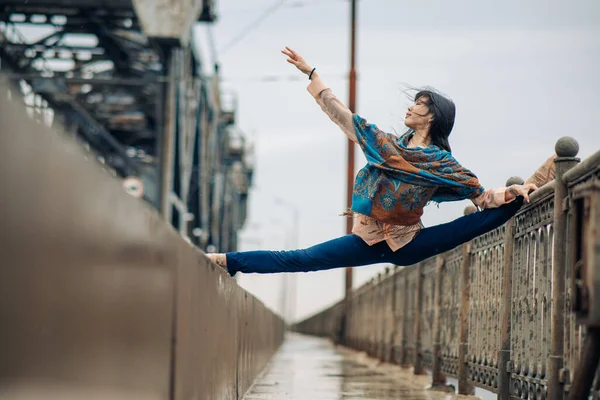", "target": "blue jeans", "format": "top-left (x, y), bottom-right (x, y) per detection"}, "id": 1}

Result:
top-left (226, 197), bottom-right (523, 276)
